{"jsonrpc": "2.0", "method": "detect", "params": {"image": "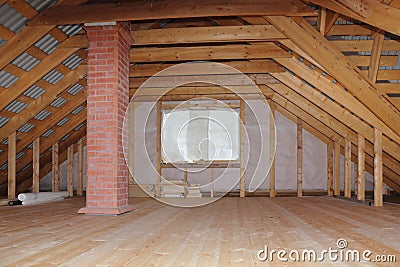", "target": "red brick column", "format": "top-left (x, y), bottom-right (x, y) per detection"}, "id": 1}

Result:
top-left (78, 22), bottom-right (133, 215)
